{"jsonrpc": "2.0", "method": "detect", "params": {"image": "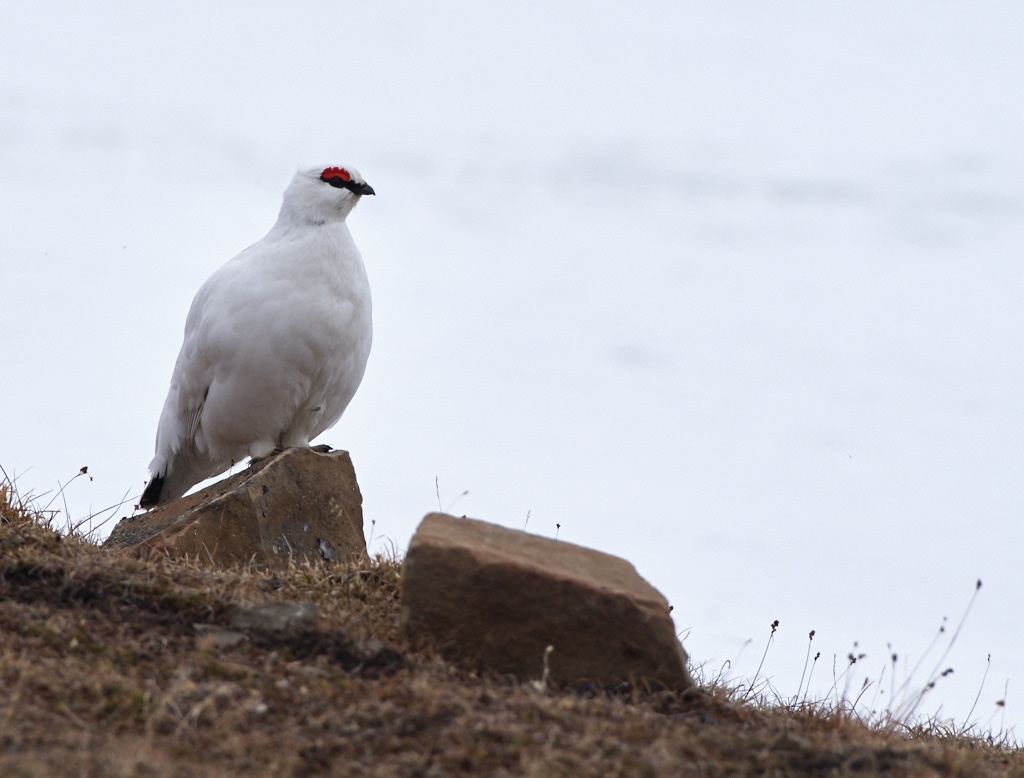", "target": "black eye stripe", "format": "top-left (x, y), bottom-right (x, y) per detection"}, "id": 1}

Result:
top-left (321, 176), bottom-right (375, 196)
